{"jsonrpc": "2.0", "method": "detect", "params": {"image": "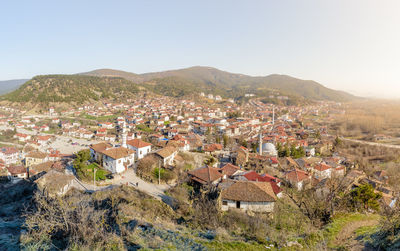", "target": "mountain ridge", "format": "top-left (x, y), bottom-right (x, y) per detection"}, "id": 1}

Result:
top-left (82, 66), bottom-right (356, 101)
top-left (0, 79), bottom-right (29, 95)
top-left (1, 66), bottom-right (357, 106)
